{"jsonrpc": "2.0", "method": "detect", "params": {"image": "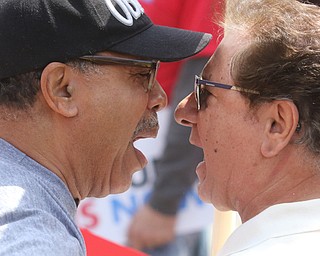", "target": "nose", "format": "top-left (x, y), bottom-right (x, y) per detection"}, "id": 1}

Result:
top-left (148, 80), bottom-right (168, 112)
top-left (174, 92), bottom-right (198, 127)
